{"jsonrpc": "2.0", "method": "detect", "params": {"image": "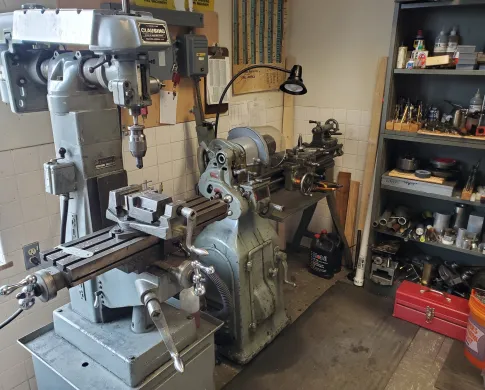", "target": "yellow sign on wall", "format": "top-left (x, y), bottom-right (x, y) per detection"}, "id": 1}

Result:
top-left (191, 0), bottom-right (214, 11)
top-left (135, 0), bottom-right (214, 11)
top-left (135, 0), bottom-right (174, 9)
